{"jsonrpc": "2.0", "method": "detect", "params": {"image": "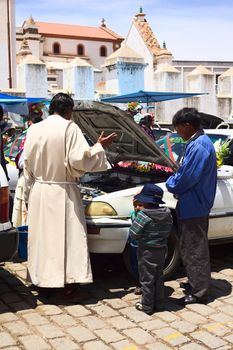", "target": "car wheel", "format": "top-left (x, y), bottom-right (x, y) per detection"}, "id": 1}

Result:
top-left (122, 227), bottom-right (180, 280)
